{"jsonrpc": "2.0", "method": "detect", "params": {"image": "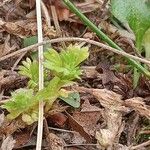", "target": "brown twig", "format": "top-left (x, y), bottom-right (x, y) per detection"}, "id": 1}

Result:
top-left (1, 37), bottom-right (150, 66)
top-left (131, 140), bottom-right (150, 150)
